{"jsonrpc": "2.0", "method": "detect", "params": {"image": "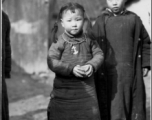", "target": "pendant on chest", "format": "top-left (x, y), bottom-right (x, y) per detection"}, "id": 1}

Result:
top-left (71, 45), bottom-right (78, 55)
